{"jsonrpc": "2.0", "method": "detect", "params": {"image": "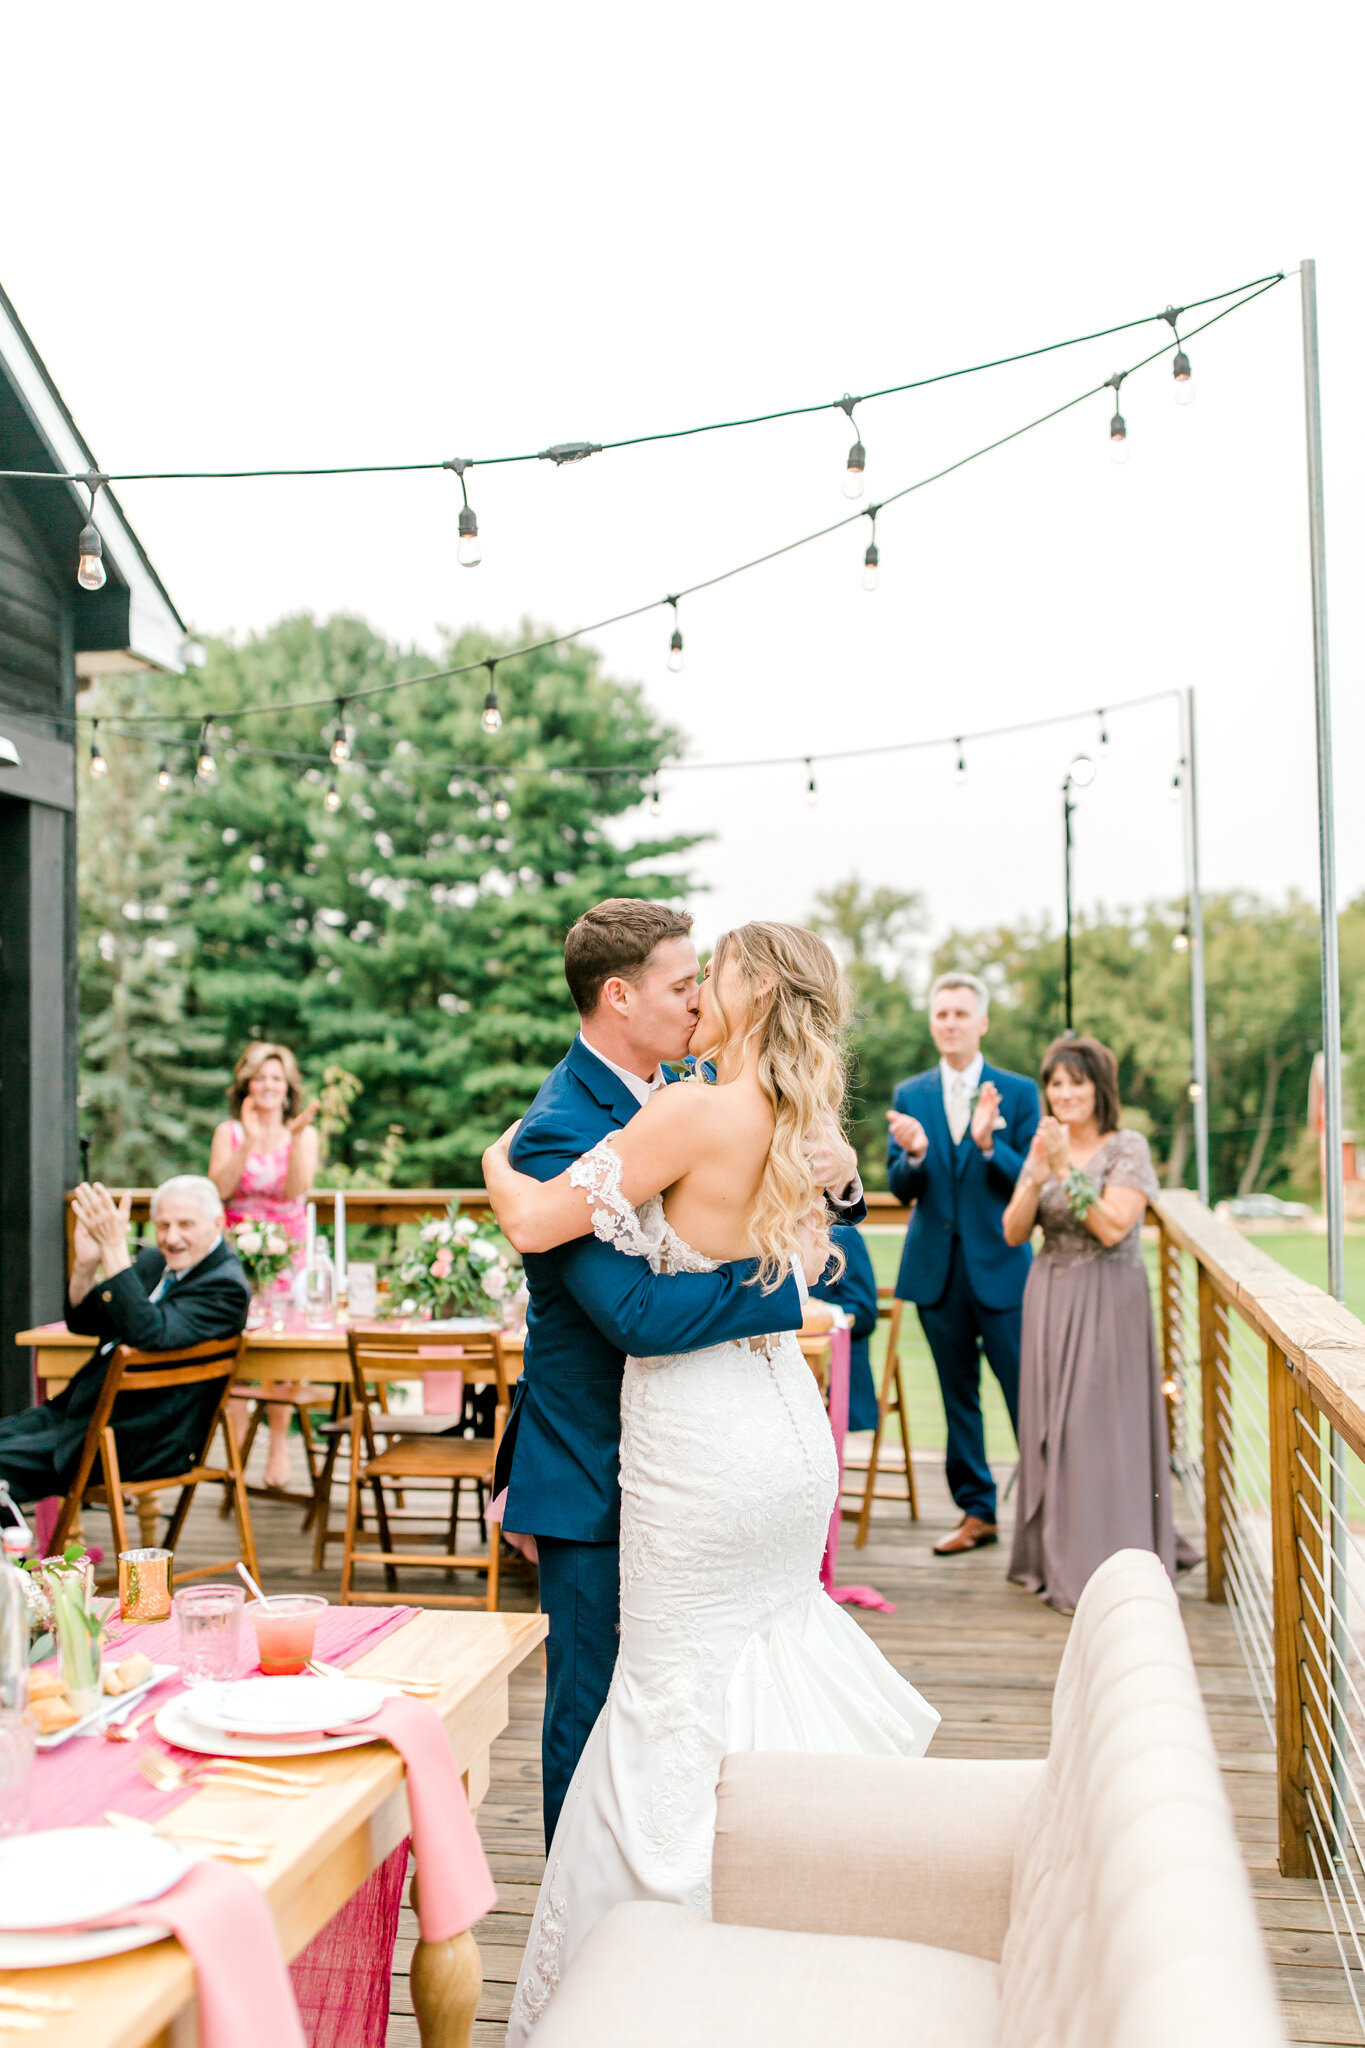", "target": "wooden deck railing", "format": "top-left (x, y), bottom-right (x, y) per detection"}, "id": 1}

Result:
top-left (1152, 1190), bottom-right (1365, 1995)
